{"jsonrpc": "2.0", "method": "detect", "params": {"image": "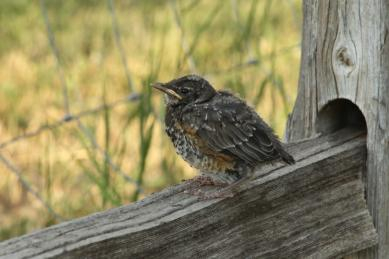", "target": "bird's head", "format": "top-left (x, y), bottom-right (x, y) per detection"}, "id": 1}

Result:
top-left (152, 75), bottom-right (216, 106)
